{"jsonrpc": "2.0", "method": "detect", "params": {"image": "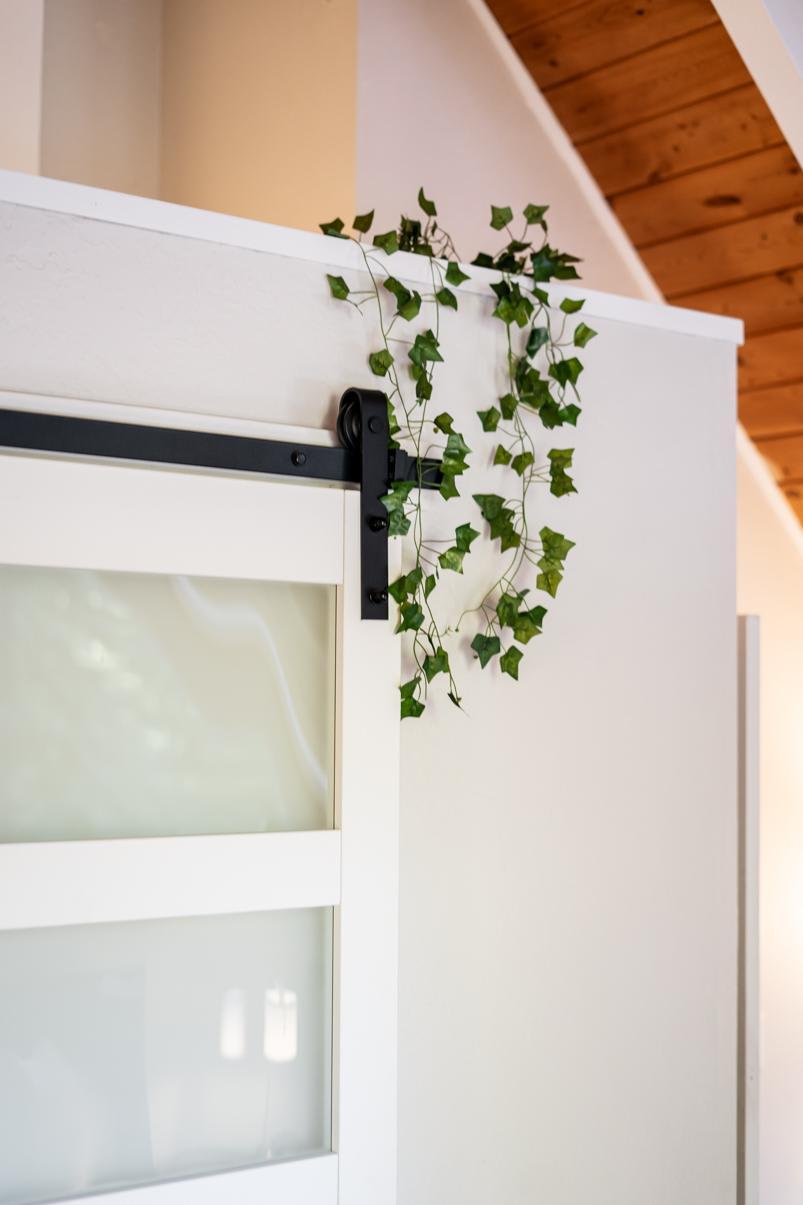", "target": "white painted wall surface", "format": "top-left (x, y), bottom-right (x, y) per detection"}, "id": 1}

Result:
top-left (356, 0), bottom-right (659, 302)
top-left (0, 0), bottom-right (44, 174)
top-left (737, 433), bottom-right (803, 1205)
top-left (711, 0), bottom-right (803, 169)
top-left (40, 0), bottom-right (163, 198)
top-left (0, 179), bottom-right (739, 1205)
